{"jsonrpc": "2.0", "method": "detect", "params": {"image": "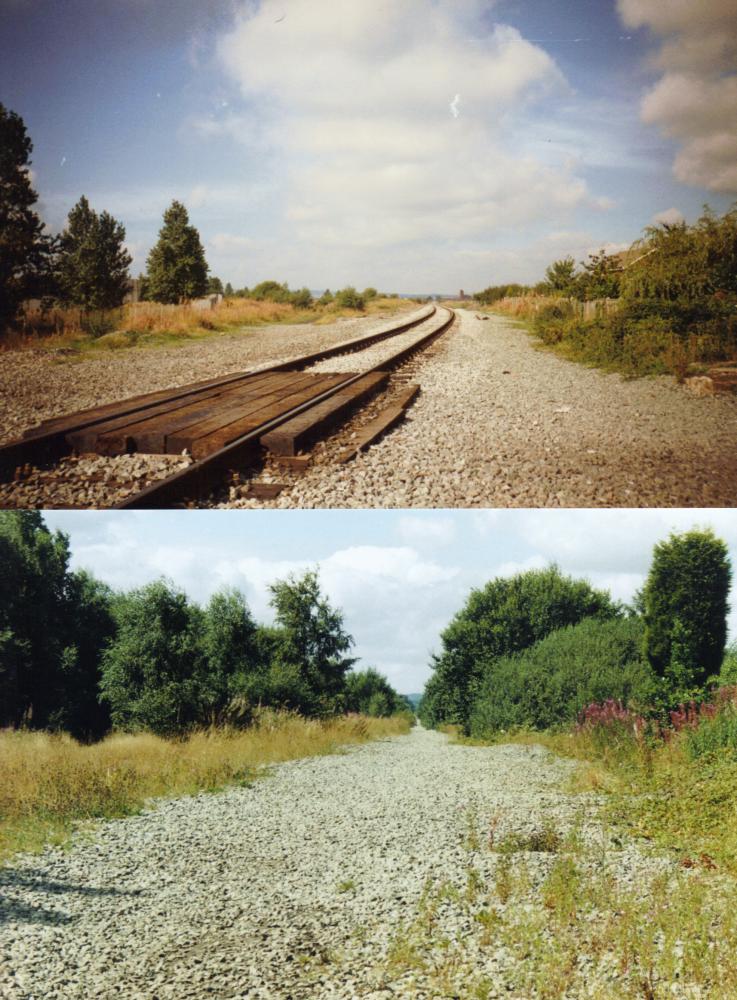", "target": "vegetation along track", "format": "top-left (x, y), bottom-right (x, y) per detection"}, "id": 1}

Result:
top-left (0, 306), bottom-right (454, 509)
